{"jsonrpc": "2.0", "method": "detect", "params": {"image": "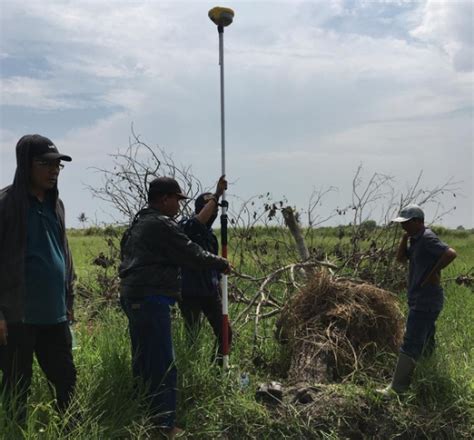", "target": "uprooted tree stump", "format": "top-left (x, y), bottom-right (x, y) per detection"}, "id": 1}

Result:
top-left (276, 270), bottom-right (404, 383)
